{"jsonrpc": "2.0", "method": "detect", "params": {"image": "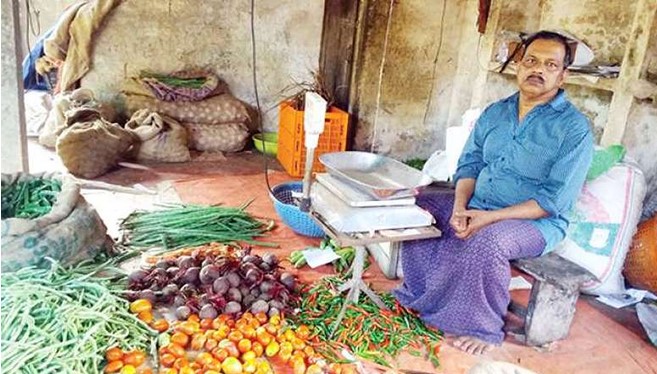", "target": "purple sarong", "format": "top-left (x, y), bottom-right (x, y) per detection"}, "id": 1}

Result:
top-left (394, 190), bottom-right (545, 344)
